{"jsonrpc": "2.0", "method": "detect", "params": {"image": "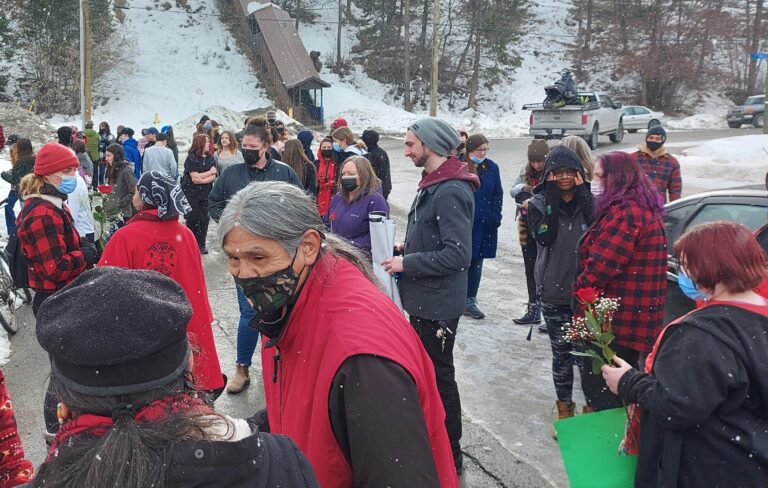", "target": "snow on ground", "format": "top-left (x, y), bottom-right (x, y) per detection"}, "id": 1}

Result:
top-left (677, 134), bottom-right (768, 191)
top-left (0, 154), bottom-right (13, 366)
top-left (667, 113), bottom-right (728, 130)
top-left (53, 0), bottom-right (271, 134)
